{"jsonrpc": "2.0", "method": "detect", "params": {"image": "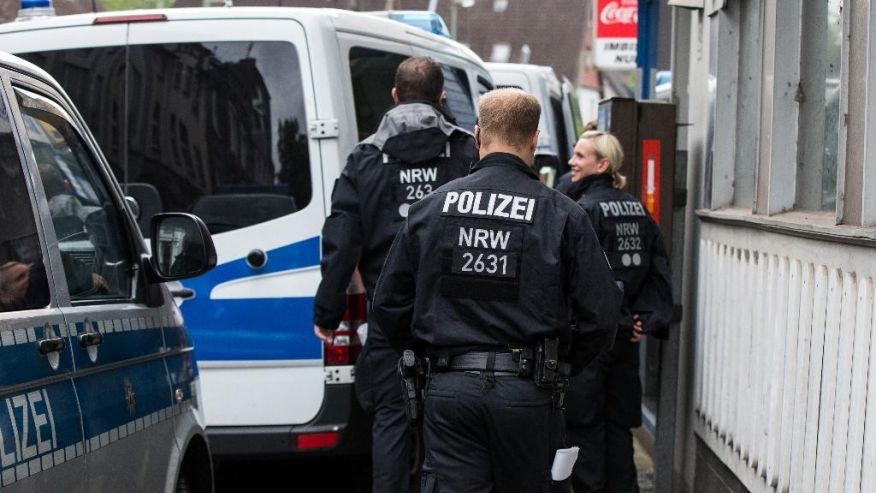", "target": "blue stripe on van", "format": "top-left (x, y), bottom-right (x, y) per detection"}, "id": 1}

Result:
top-left (179, 237), bottom-right (322, 361)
